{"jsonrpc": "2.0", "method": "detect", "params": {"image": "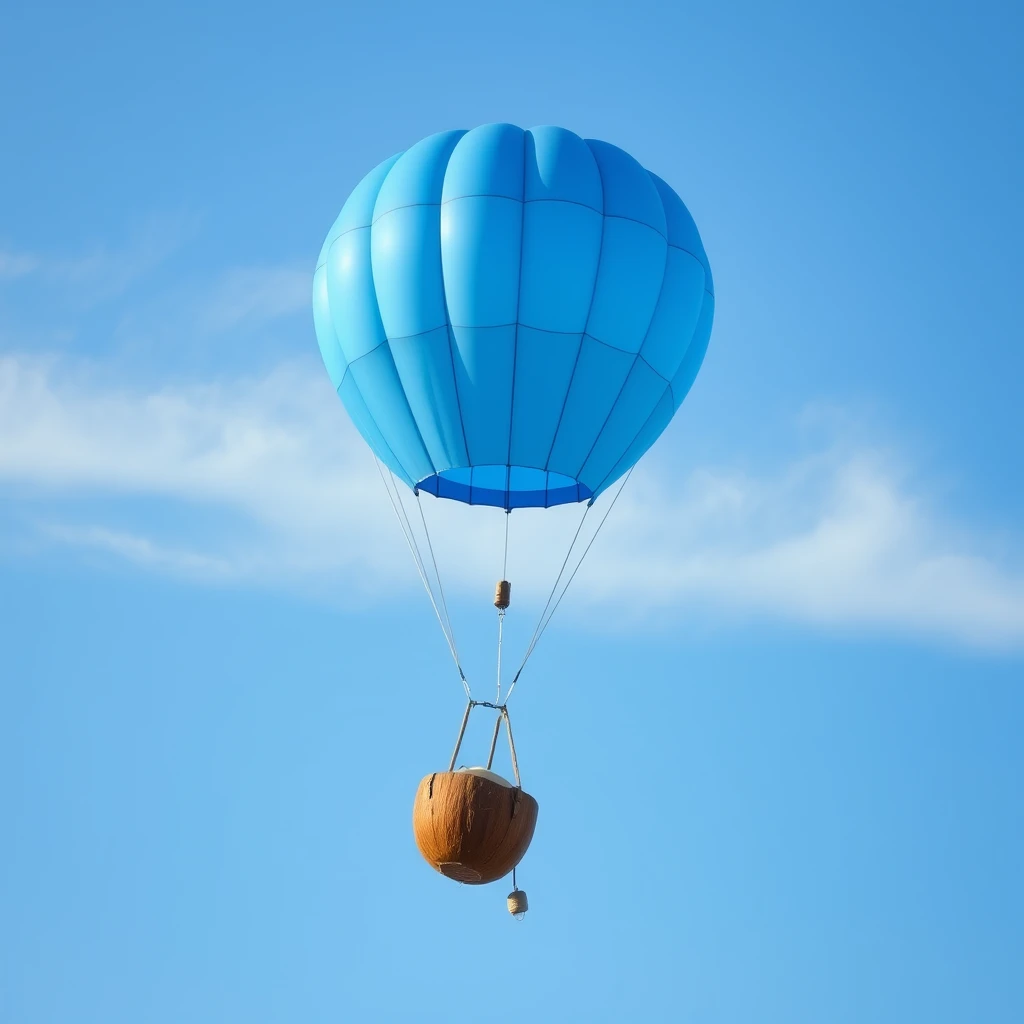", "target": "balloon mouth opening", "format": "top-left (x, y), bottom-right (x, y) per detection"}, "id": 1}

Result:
top-left (416, 465), bottom-right (593, 510)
